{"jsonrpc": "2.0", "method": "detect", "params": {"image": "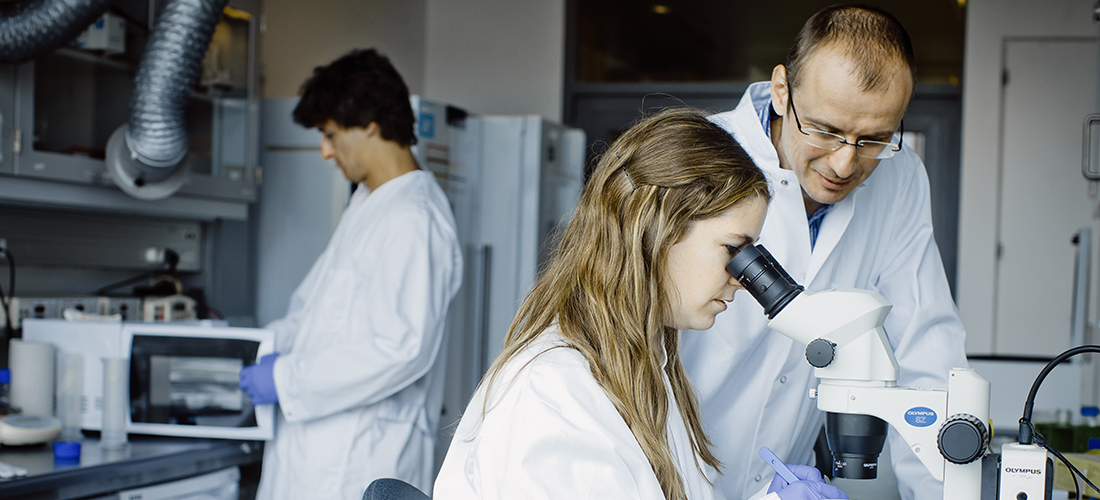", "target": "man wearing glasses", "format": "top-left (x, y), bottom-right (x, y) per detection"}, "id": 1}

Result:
top-left (683, 5), bottom-right (966, 500)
